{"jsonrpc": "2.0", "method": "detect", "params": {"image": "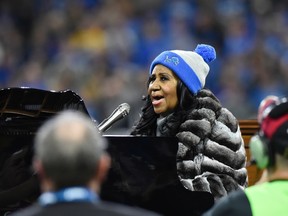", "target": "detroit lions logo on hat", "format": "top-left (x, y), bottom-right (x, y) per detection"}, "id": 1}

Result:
top-left (164, 55), bottom-right (179, 65)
